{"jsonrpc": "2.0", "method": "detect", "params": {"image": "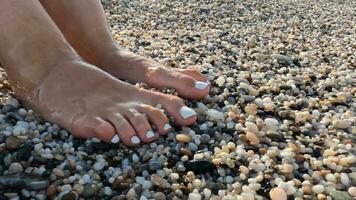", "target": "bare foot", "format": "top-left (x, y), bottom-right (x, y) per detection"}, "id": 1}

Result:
top-left (0, 0), bottom-right (197, 146)
top-left (38, 0), bottom-right (210, 100)
top-left (24, 60), bottom-right (197, 146)
top-left (97, 49), bottom-right (211, 100)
